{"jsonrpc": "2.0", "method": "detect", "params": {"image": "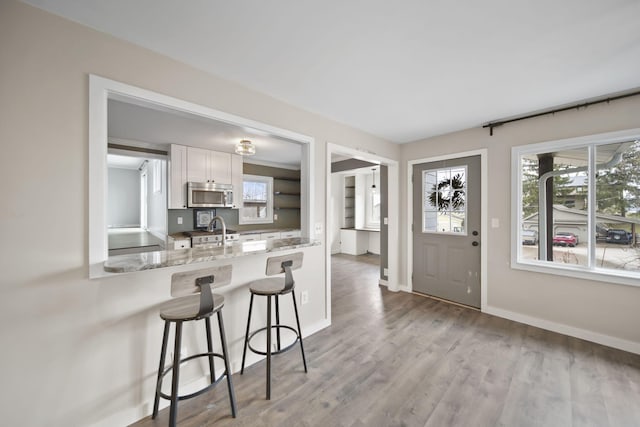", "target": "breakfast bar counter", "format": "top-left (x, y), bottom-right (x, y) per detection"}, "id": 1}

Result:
top-left (104, 237), bottom-right (320, 274)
